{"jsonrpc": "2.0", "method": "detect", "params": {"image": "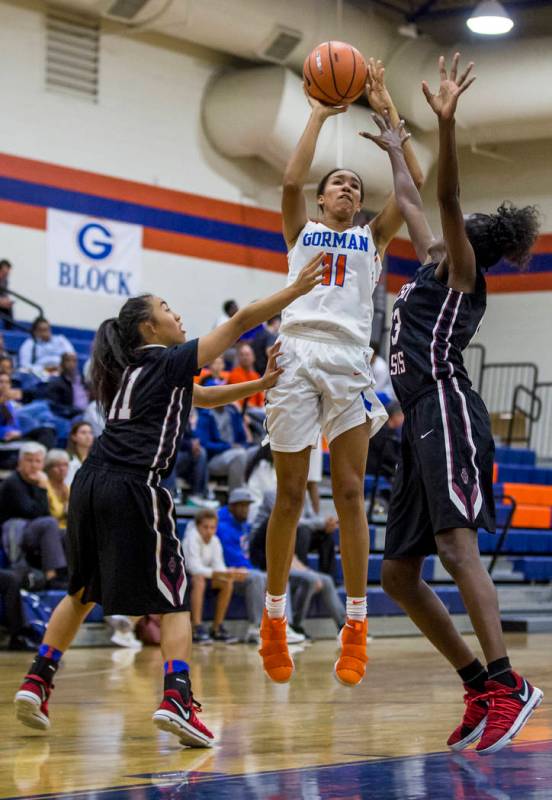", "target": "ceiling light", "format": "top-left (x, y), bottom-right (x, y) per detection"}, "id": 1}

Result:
top-left (467, 0), bottom-right (514, 35)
